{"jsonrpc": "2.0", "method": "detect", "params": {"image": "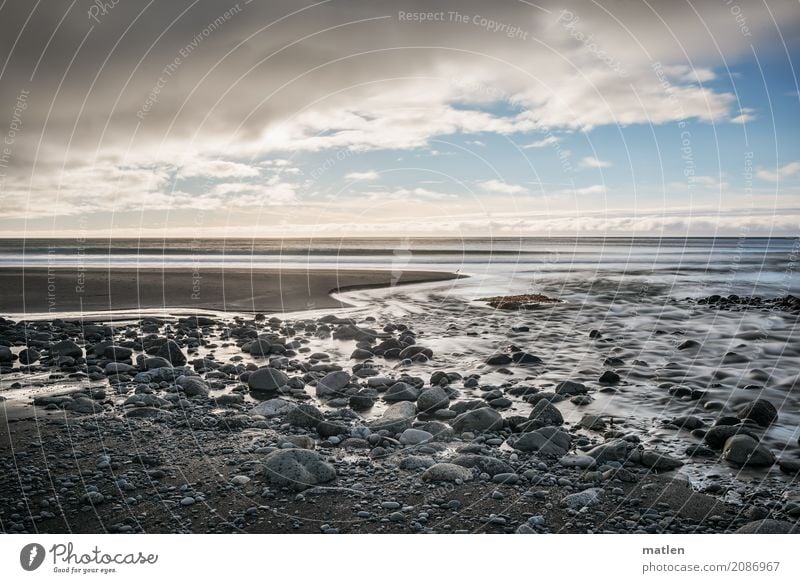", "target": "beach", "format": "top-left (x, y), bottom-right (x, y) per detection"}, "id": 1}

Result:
top-left (0, 238), bottom-right (799, 534)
